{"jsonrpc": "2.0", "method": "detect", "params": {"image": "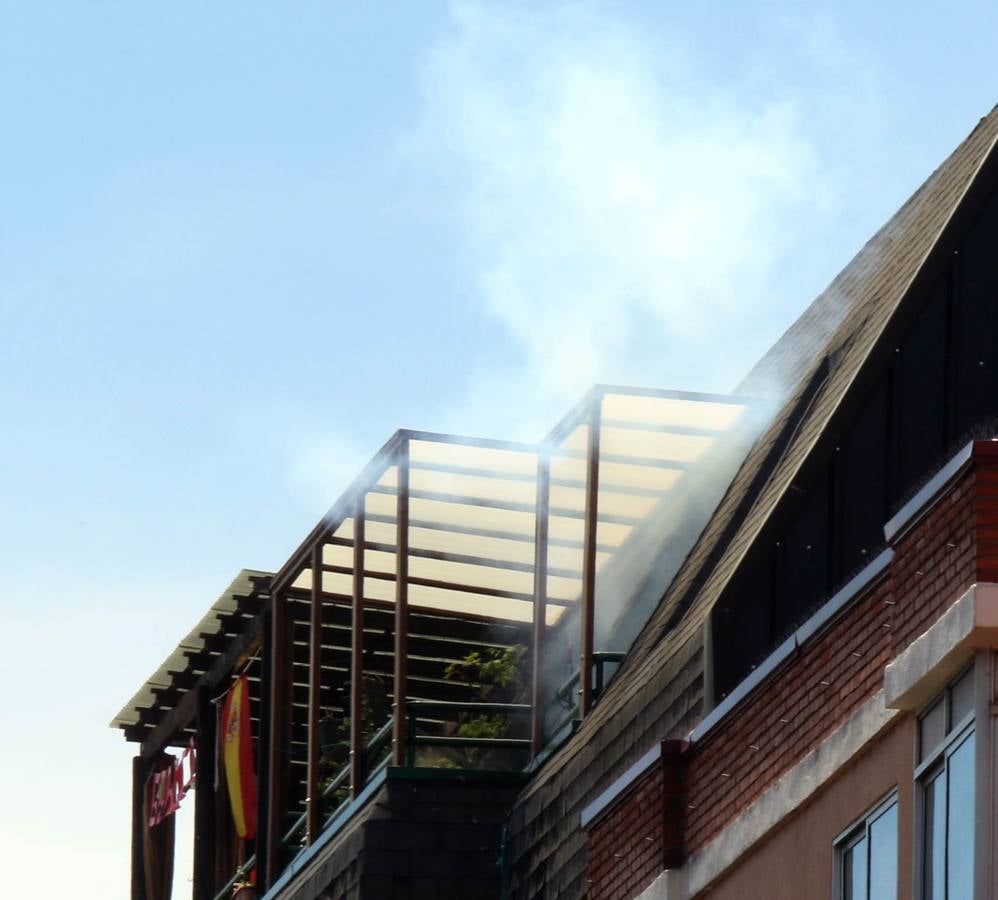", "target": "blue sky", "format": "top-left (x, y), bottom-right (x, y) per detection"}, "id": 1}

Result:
top-left (2, 2), bottom-right (998, 896)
